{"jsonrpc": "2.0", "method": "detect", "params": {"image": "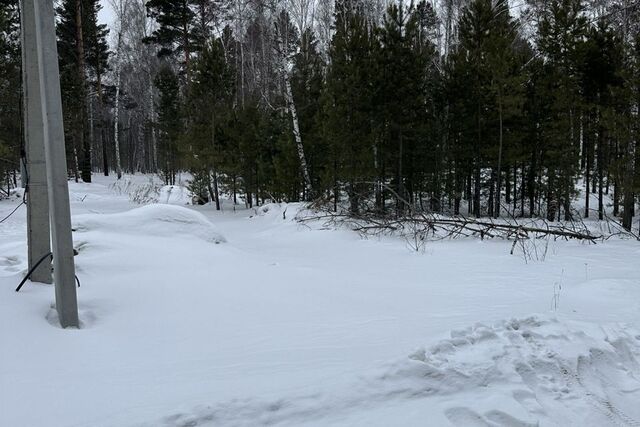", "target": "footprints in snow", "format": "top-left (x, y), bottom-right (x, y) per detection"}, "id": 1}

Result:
top-left (155, 317), bottom-right (640, 427)
top-left (0, 255), bottom-right (23, 275)
top-left (445, 407), bottom-right (537, 427)
top-left (432, 317), bottom-right (640, 426)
